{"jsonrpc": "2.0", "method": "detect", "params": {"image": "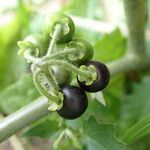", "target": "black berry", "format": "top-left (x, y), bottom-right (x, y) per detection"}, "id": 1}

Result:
top-left (57, 85), bottom-right (88, 119)
top-left (77, 61), bottom-right (110, 92)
